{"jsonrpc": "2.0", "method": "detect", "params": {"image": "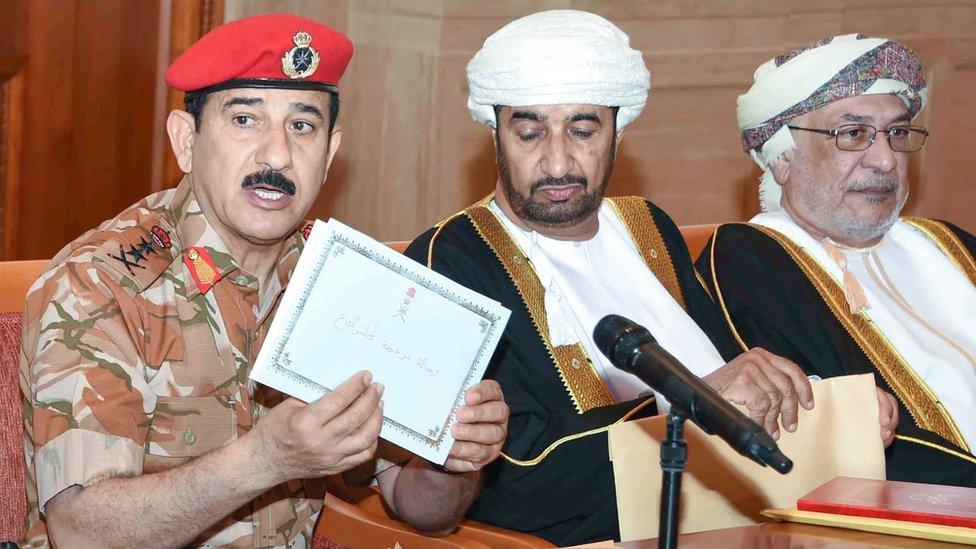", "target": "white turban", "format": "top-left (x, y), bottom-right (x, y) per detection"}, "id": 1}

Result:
top-left (737, 34), bottom-right (927, 211)
top-left (466, 10), bottom-right (650, 130)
